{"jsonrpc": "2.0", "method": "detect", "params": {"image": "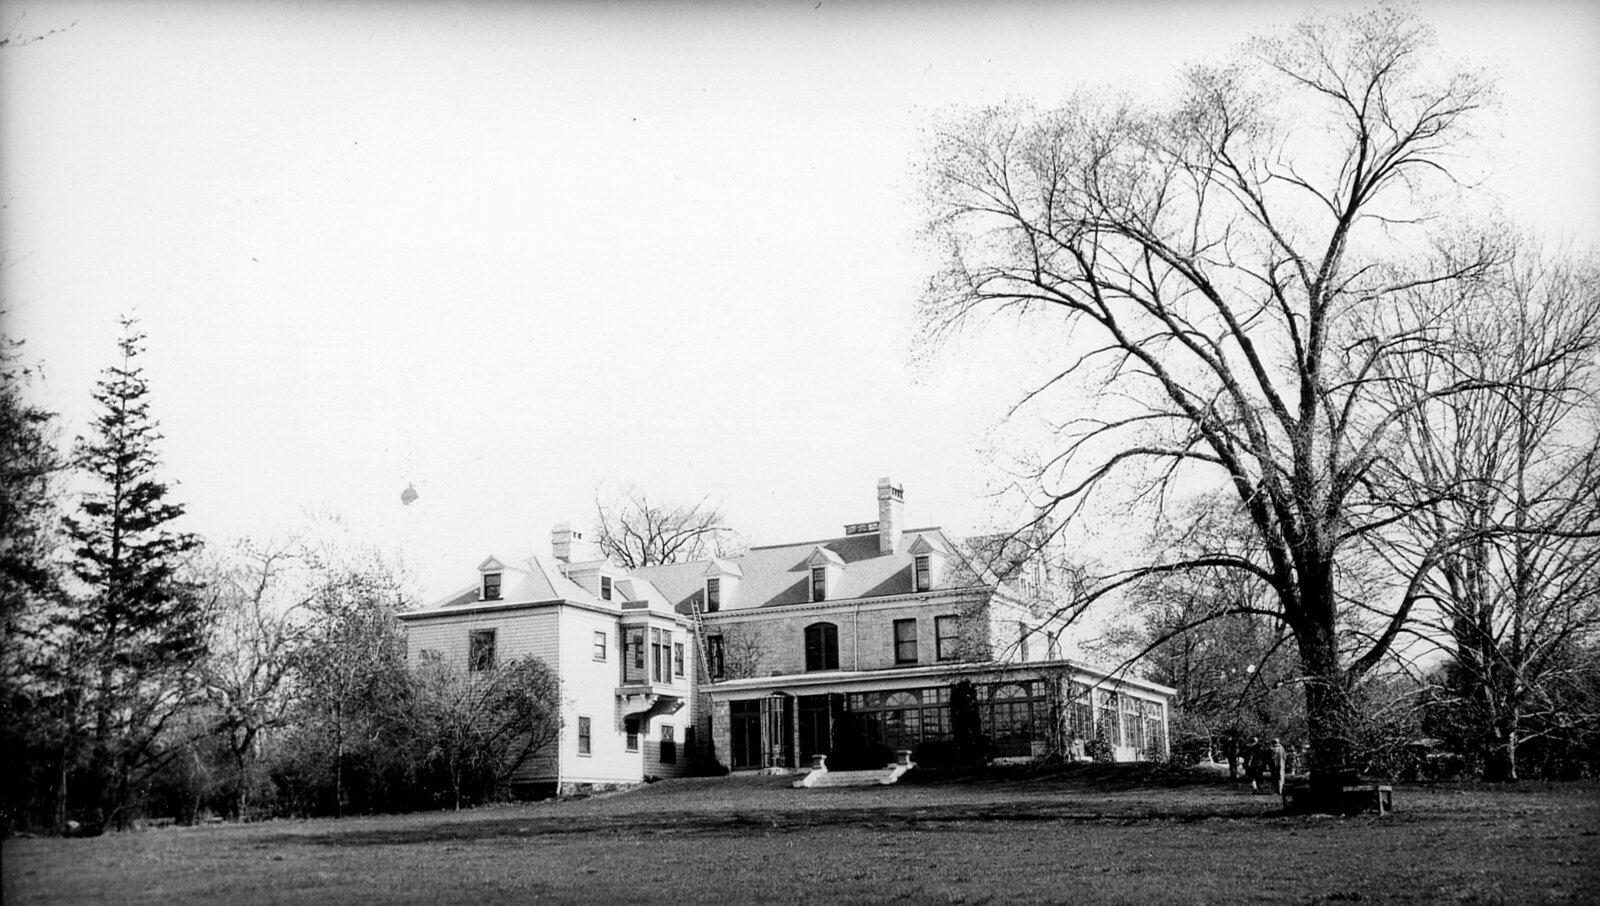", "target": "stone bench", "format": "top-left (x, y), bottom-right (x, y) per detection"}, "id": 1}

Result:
top-left (1282, 781), bottom-right (1393, 815)
top-left (1341, 783), bottom-right (1393, 815)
